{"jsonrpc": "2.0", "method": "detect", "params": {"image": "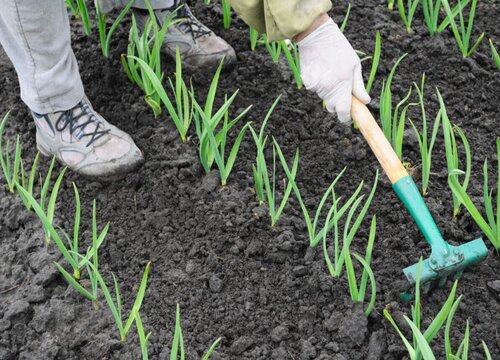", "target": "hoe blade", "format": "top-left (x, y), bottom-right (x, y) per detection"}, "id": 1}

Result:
top-left (403, 238), bottom-right (488, 292)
